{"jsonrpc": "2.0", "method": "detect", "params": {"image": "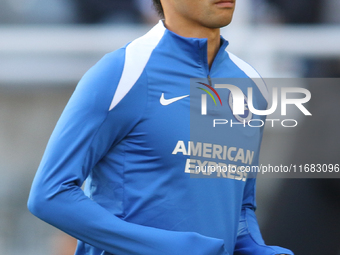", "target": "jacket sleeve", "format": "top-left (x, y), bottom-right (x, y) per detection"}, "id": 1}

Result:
top-left (27, 49), bottom-right (228, 255)
top-left (234, 178), bottom-right (294, 255)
